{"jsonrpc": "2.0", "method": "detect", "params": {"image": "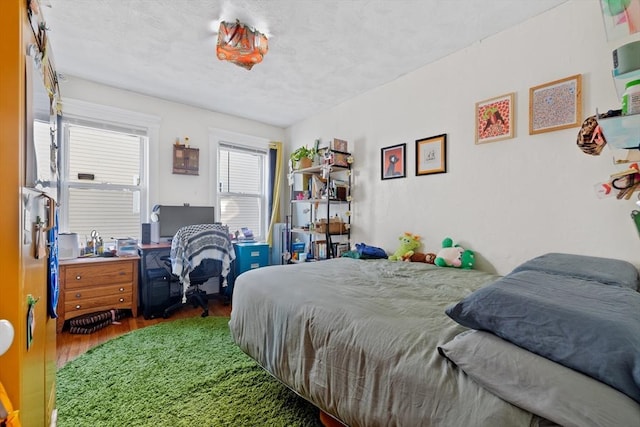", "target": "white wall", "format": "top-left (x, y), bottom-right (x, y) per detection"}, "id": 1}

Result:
top-left (286, 0), bottom-right (640, 274)
top-left (58, 76), bottom-right (285, 217)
